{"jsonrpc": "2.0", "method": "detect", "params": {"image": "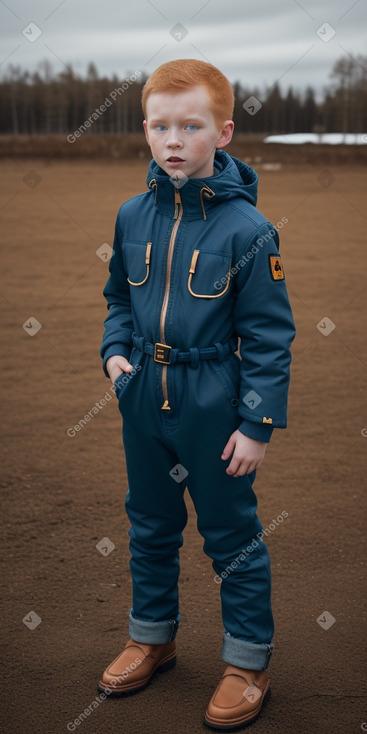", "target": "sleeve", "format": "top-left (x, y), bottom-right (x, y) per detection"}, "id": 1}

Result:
top-left (232, 222), bottom-right (296, 442)
top-left (100, 211), bottom-right (134, 377)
